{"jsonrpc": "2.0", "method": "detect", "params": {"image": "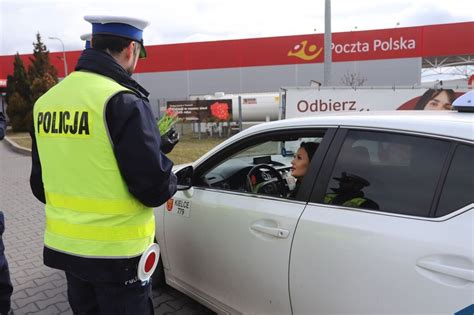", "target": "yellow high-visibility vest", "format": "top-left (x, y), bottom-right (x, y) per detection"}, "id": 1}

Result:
top-left (324, 193), bottom-right (366, 208)
top-left (34, 71), bottom-right (154, 258)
